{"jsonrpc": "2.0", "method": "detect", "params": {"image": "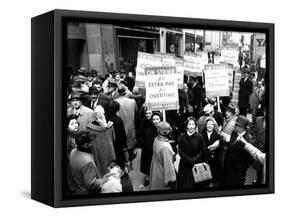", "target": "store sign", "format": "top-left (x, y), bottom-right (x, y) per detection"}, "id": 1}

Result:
top-left (204, 64), bottom-right (230, 97)
top-left (136, 52), bottom-right (184, 89)
top-left (221, 46), bottom-right (239, 67)
top-left (145, 67), bottom-right (179, 111)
